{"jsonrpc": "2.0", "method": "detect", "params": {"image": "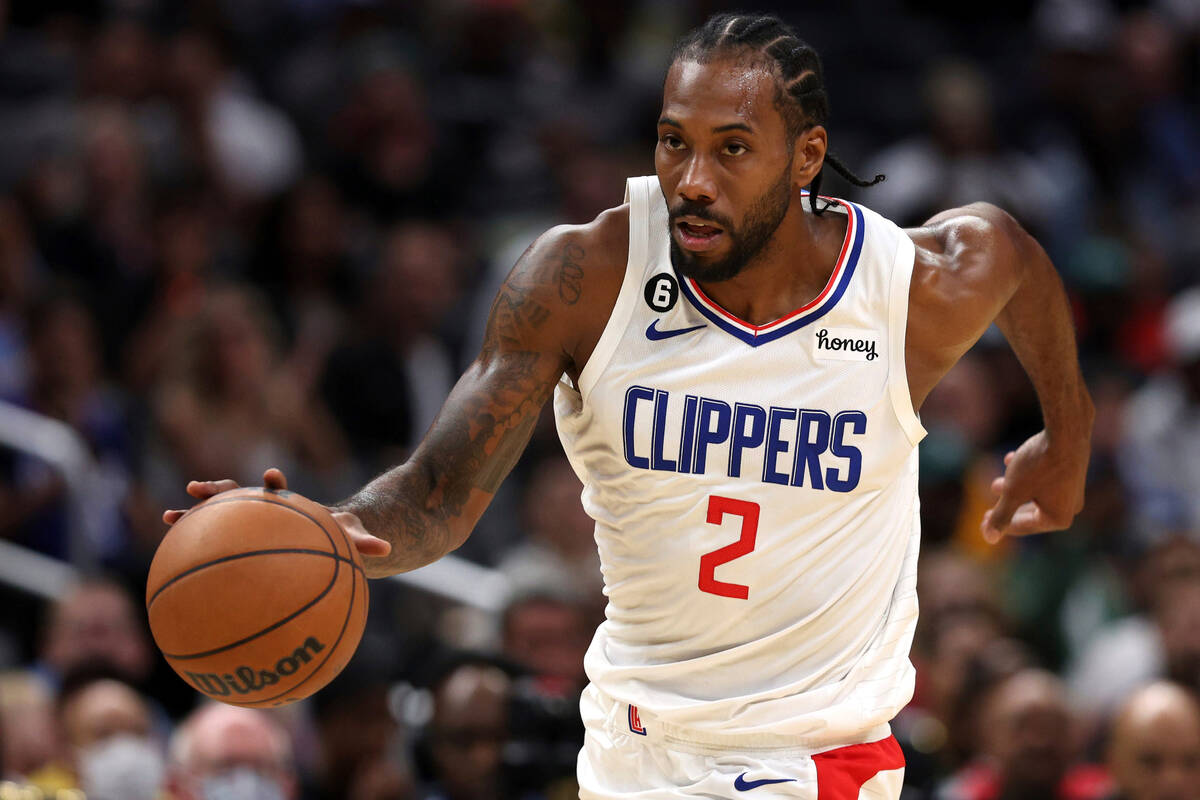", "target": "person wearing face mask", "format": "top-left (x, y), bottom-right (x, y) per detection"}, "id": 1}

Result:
top-left (57, 669), bottom-right (166, 800)
top-left (166, 703), bottom-right (297, 800)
